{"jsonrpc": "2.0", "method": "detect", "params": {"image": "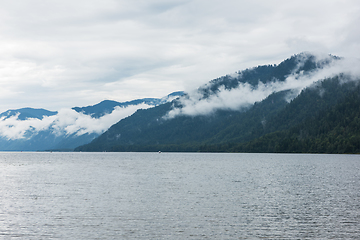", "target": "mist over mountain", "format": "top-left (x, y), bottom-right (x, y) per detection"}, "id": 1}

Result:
top-left (165, 52), bottom-right (341, 118)
top-left (231, 79), bottom-right (360, 153)
top-left (1, 52), bottom-right (359, 152)
top-left (0, 108), bottom-right (58, 121)
top-left (72, 92), bottom-right (184, 118)
top-left (76, 53), bottom-right (360, 153)
top-left (0, 92), bottom-right (183, 151)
